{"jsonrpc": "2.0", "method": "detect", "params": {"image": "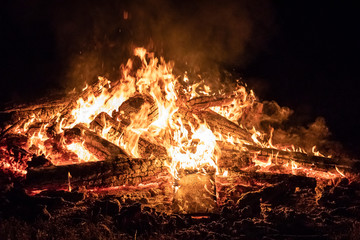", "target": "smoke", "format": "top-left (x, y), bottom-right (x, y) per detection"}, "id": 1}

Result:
top-left (238, 101), bottom-right (346, 158)
top-left (47, 0), bottom-right (274, 89)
